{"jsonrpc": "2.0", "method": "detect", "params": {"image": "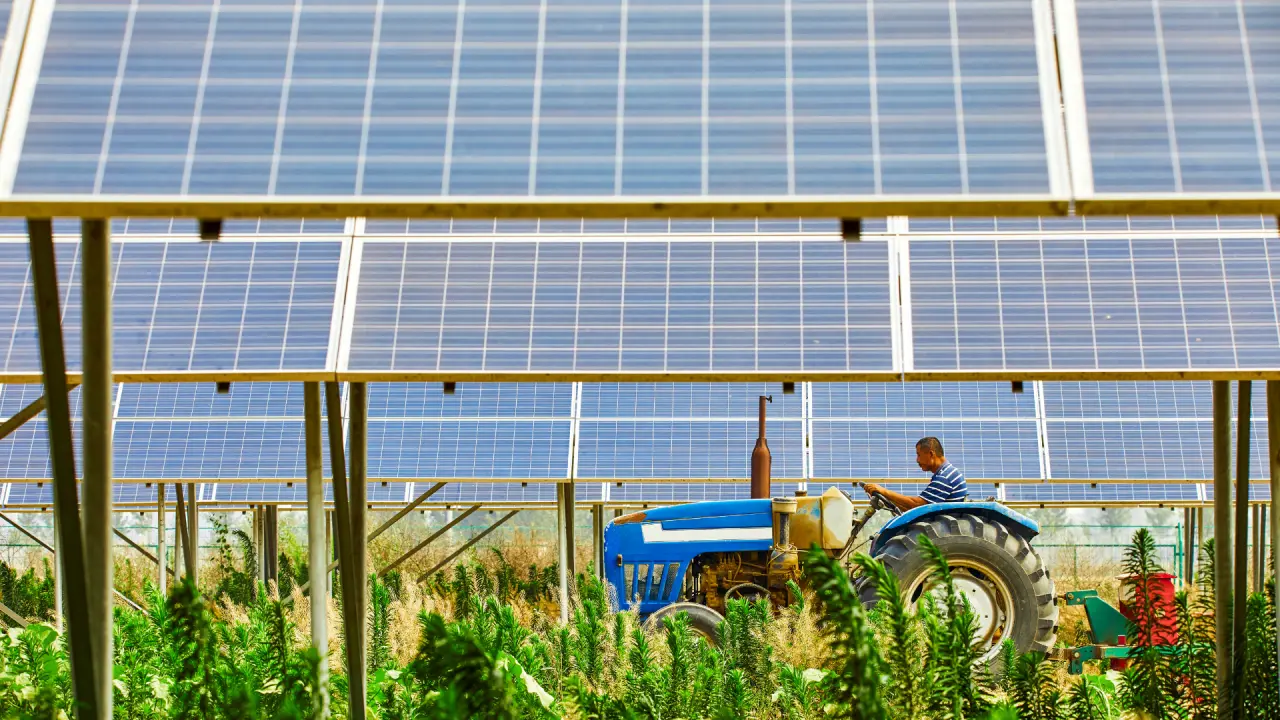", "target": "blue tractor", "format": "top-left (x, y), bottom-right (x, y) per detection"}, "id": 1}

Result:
top-left (602, 397), bottom-right (1058, 662)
